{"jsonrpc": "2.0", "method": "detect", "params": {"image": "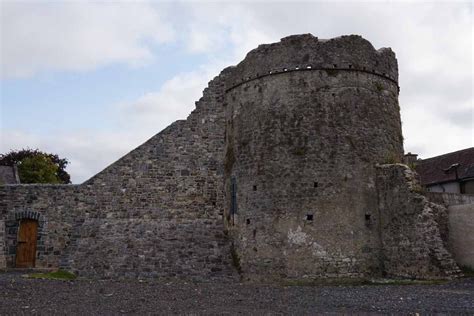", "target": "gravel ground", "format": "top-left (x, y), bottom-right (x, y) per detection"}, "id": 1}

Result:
top-left (1, 272), bottom-right (473, 315)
